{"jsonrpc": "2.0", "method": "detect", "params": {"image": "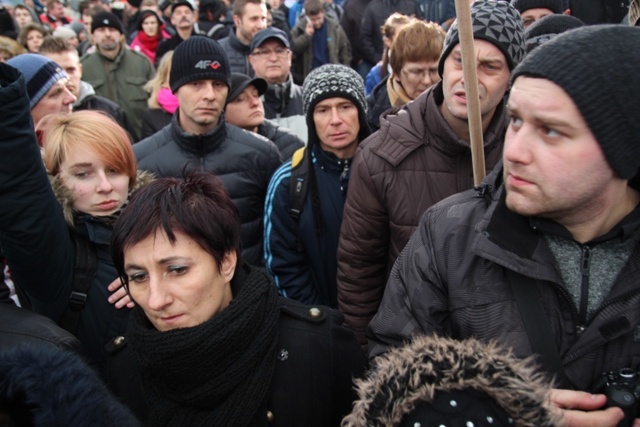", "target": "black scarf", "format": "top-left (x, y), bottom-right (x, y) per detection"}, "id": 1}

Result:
top-left (127, 264), bottom-right (280, 426)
